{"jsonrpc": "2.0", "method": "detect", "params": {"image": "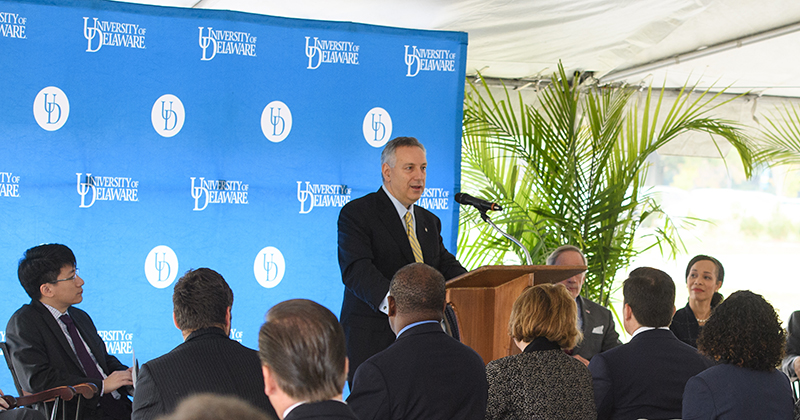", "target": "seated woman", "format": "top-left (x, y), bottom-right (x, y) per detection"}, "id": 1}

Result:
top-left (683, 290), bottom-right (793, 419)
top-left (485, 283), bottom-right (595, 420)
top-left (670, 255), bottom-right (725, 347)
